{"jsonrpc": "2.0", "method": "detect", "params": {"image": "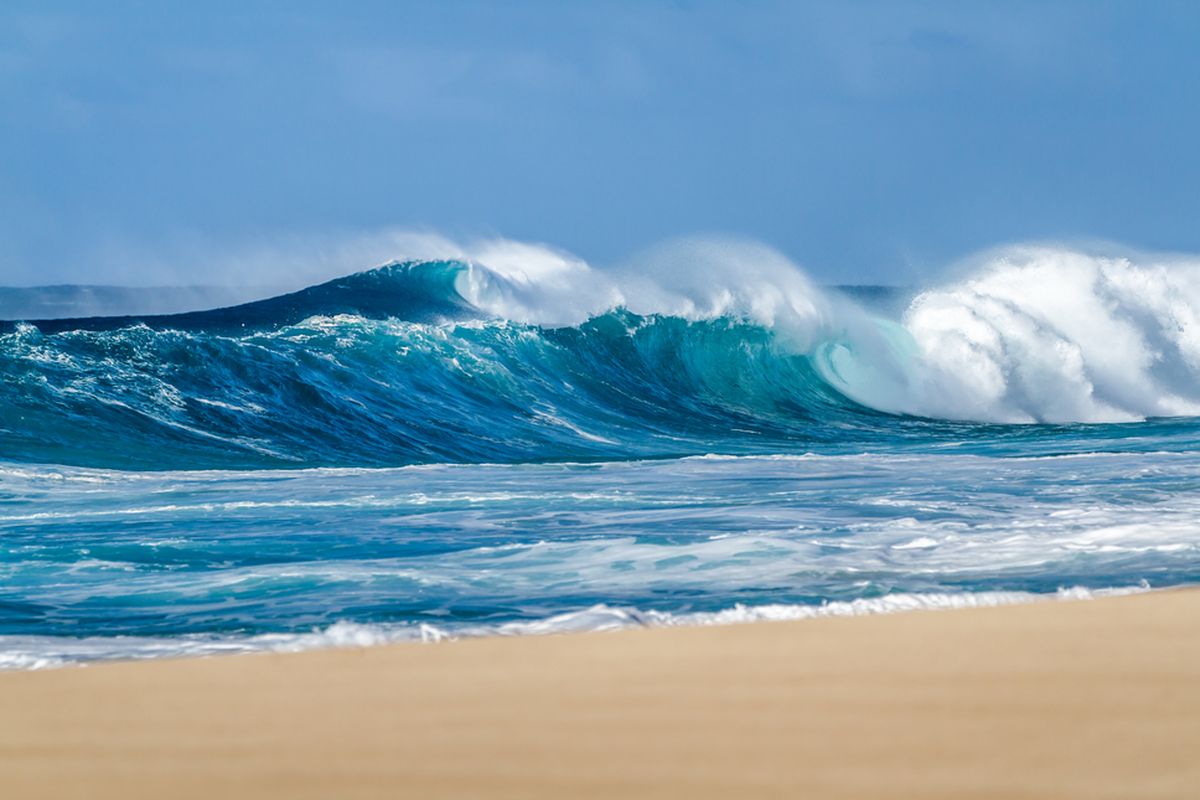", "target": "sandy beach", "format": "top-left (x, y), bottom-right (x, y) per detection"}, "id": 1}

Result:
top-left (1, 589), bottom-right (1196, 799)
